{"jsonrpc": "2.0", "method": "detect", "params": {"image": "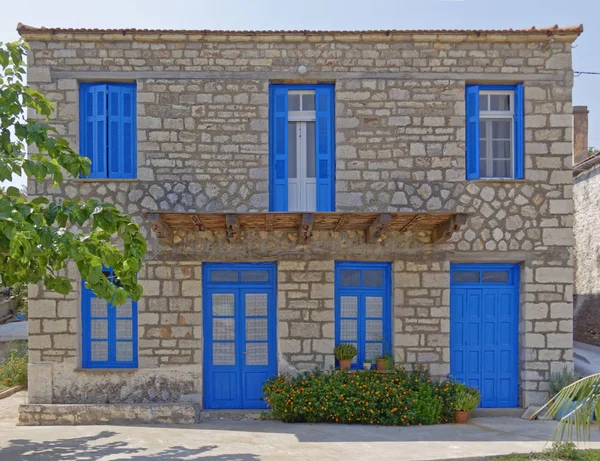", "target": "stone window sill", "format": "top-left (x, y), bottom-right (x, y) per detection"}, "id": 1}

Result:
top-left (72, 179), bottom-right (141, 183)
top-left (73, 368), bottom-right (139, 373)
top-left (469, 178), bottom-right (535, 184)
